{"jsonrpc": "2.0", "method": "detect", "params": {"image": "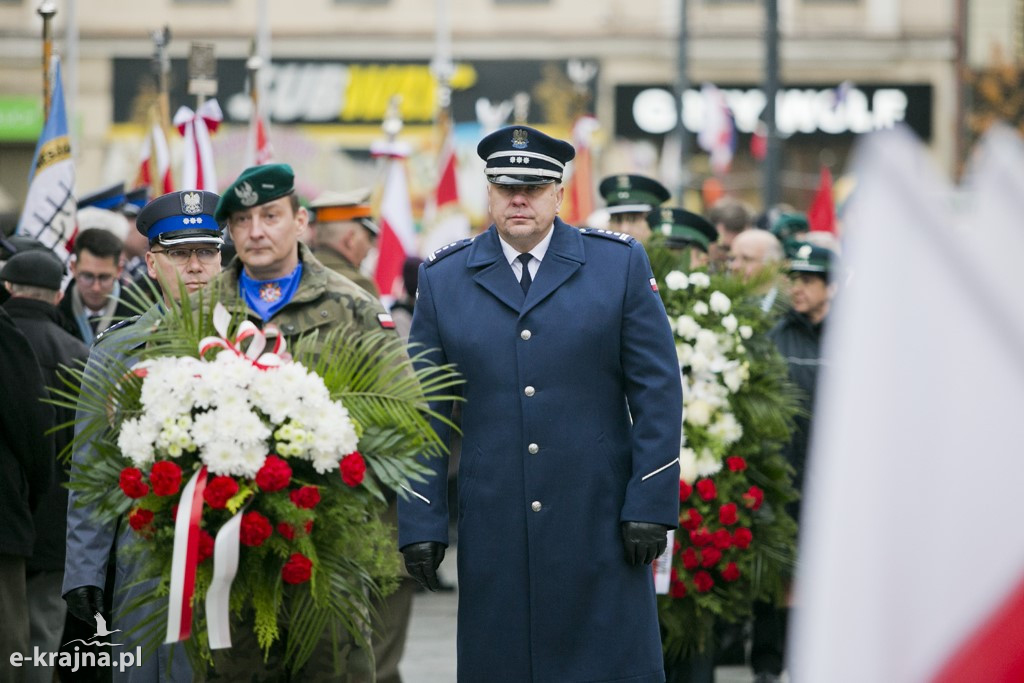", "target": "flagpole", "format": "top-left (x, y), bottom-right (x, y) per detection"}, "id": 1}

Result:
top-left (38, 2), bottom-right (57, 116)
